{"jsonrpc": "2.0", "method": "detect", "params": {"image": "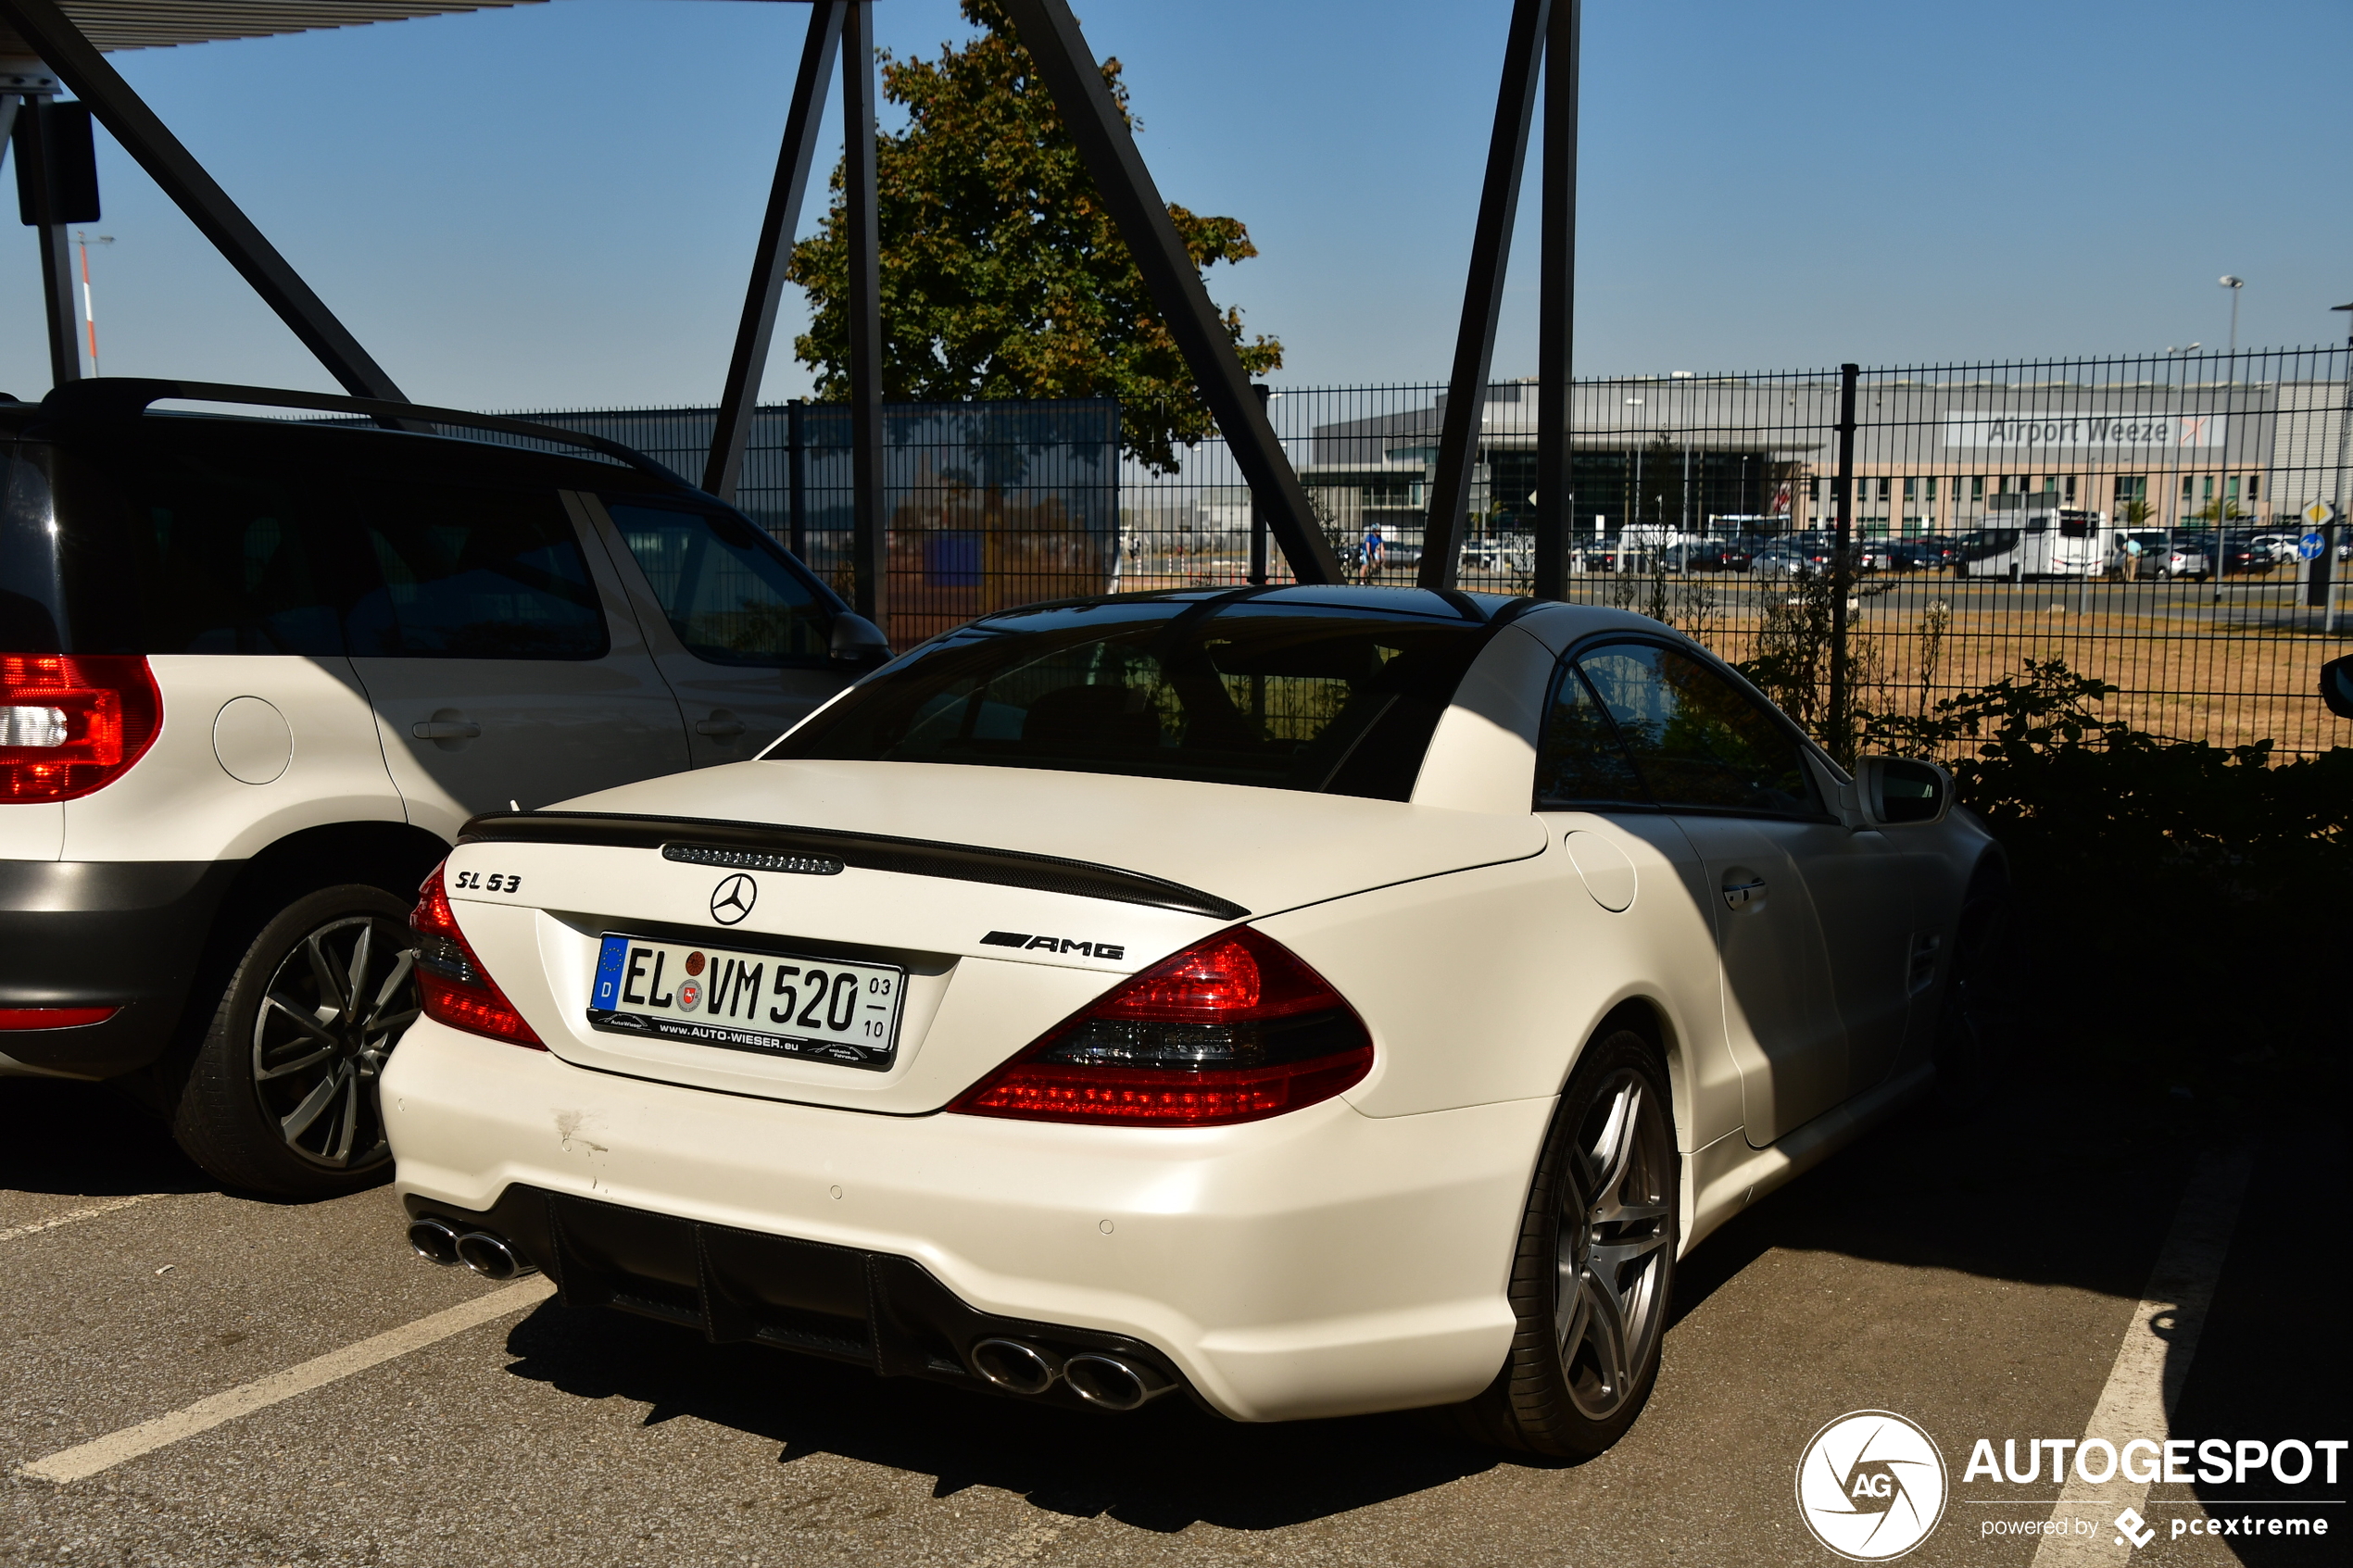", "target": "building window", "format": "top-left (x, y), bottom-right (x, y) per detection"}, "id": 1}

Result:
top-left (1903, 477), bottom-right (1917, 501)
top-left (1926, 476), bottom-right (1939, 501)
top-left (2116, 476), bottom-right (2147, 507)
top-left (2203, 475), bottom-right (2214, 501)
top-left (2182, 475), bottom-right (2195, 502)
top-left (2064, 476), bottom-right (2076, 502)
top-left (2226, 476), bottom-right (2239, 503)
top-left (1971, 476), bottom-right (1985, 501)
top-left (1806, 477), bottom-right (1820, 502)
top-left (1876, 477), bottom-right (1891, 502)
top-left (2247, 474), bottom-right (2259, 501)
